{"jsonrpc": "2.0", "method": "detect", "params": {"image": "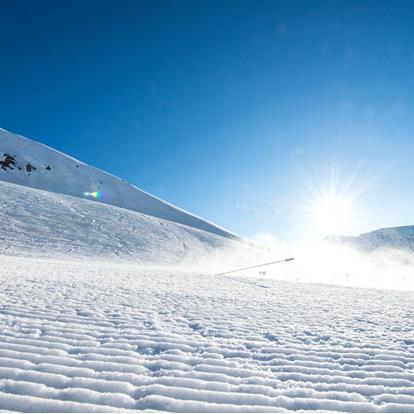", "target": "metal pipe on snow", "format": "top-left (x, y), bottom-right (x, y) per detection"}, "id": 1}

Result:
top-left (215, 257), bottom-right (295, 276)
